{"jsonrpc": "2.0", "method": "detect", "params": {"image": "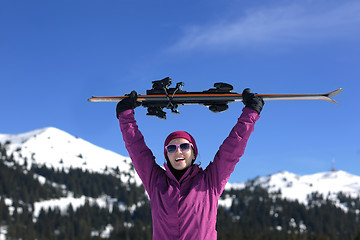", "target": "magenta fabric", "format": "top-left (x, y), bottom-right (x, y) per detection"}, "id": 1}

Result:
top-left (118, 107), bottom-right (260, 240)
